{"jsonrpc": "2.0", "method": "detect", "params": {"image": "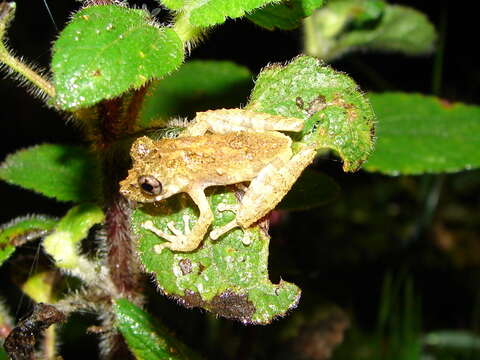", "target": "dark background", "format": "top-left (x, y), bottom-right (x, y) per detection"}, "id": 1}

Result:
top-left (1, 1), bottom-right (479, 359)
